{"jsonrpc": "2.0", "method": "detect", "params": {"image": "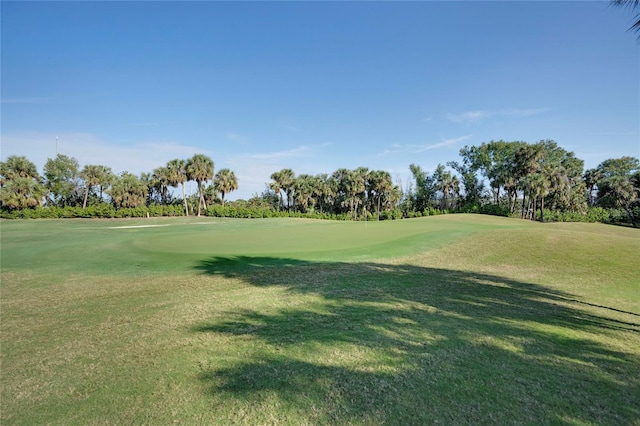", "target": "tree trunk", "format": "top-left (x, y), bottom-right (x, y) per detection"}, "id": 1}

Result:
top-left (540, 197), bottom-right (544, 223)
top-left (624, 206), bottom-right (638, 228)
top-left (530, 198), bottom-right (535, 220)
top-left (83, 185), bottom-right (89, 209)
top-left (181, 183), bottom-right (189, 216)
